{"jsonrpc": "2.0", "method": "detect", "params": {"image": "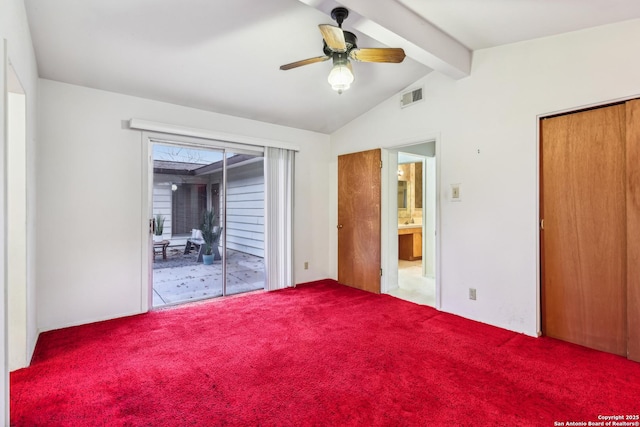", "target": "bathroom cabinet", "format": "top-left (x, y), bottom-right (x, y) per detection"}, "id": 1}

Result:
top-left (398, 227), bottom-right (422, 261)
